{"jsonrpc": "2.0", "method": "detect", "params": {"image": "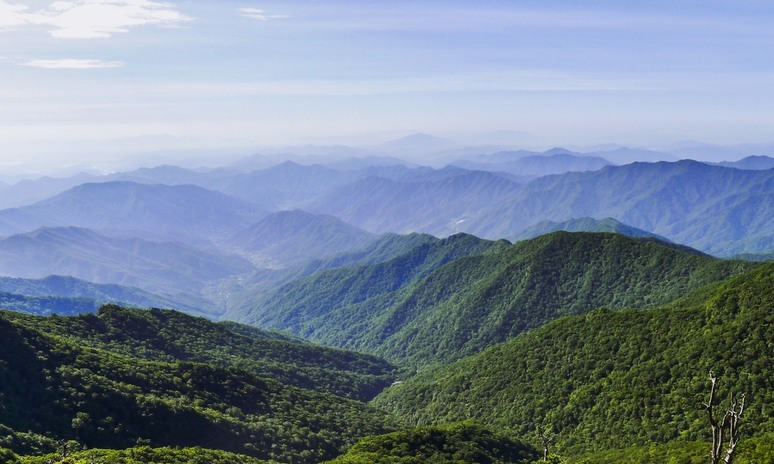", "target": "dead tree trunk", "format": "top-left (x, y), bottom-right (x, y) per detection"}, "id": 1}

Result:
top-left (704, 370), bottom-right (746, 464)
top-left (537, 423), bottom-right (554, 461)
